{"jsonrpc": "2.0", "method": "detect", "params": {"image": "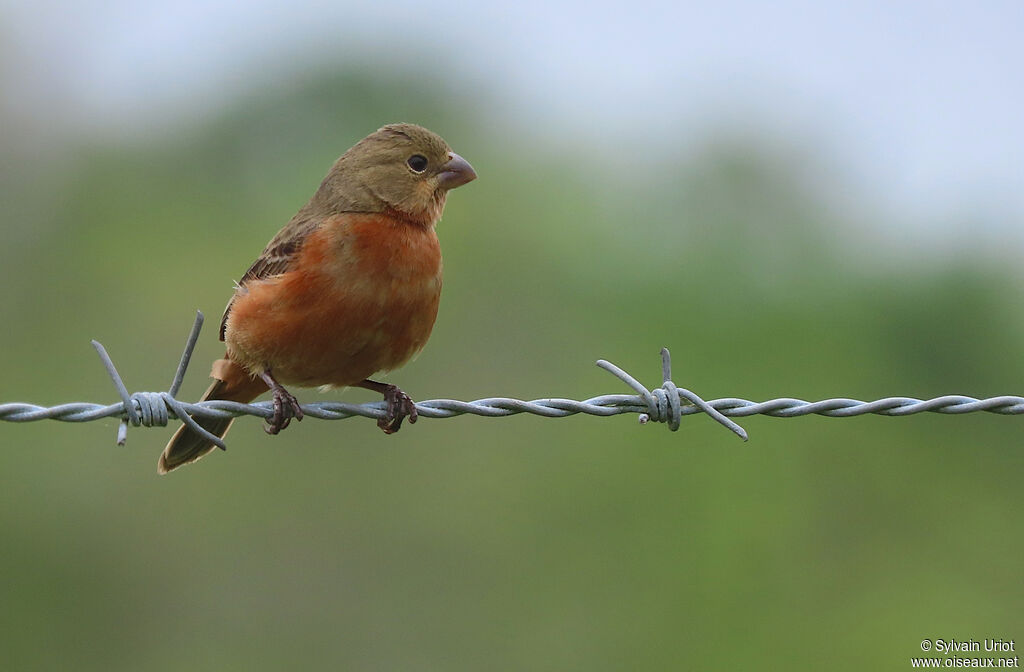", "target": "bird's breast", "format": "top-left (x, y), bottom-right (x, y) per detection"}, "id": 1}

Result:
top-left (225, 212), bottom-right (443, 387)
